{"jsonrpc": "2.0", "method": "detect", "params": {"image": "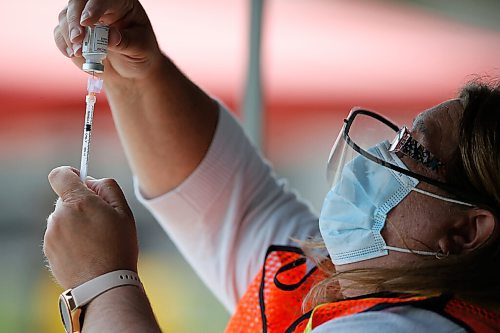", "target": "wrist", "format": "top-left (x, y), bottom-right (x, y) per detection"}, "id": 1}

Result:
top-left (82, 284), bottom-right (161, 333)
top-left (58, 270), bottom-right (142, 333)
top-left (103, 52), bottom-right (212, 119)
top-left (85, 284), bottom-right (144, 312)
